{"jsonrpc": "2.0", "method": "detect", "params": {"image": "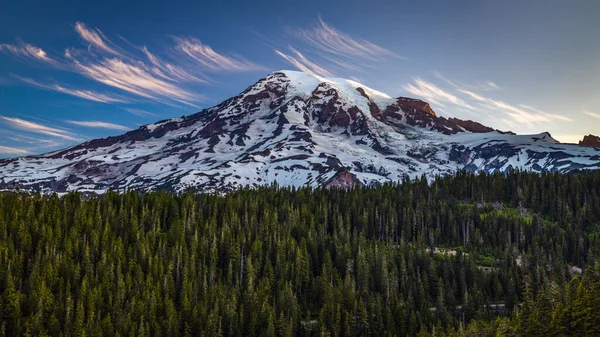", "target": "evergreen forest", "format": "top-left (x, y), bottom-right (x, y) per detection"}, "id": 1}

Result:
top-left (1, 171), bottom-right (600, 336)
